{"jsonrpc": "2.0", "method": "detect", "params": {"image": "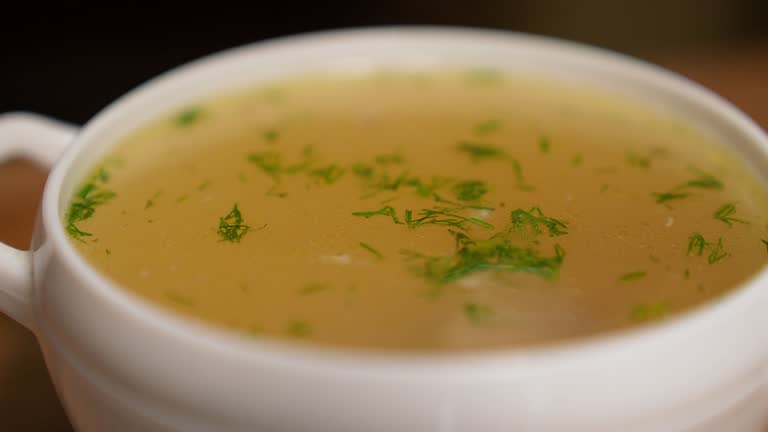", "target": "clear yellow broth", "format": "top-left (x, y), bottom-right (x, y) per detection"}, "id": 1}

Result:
top-left (64, 70), bottom-right (768, 351)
